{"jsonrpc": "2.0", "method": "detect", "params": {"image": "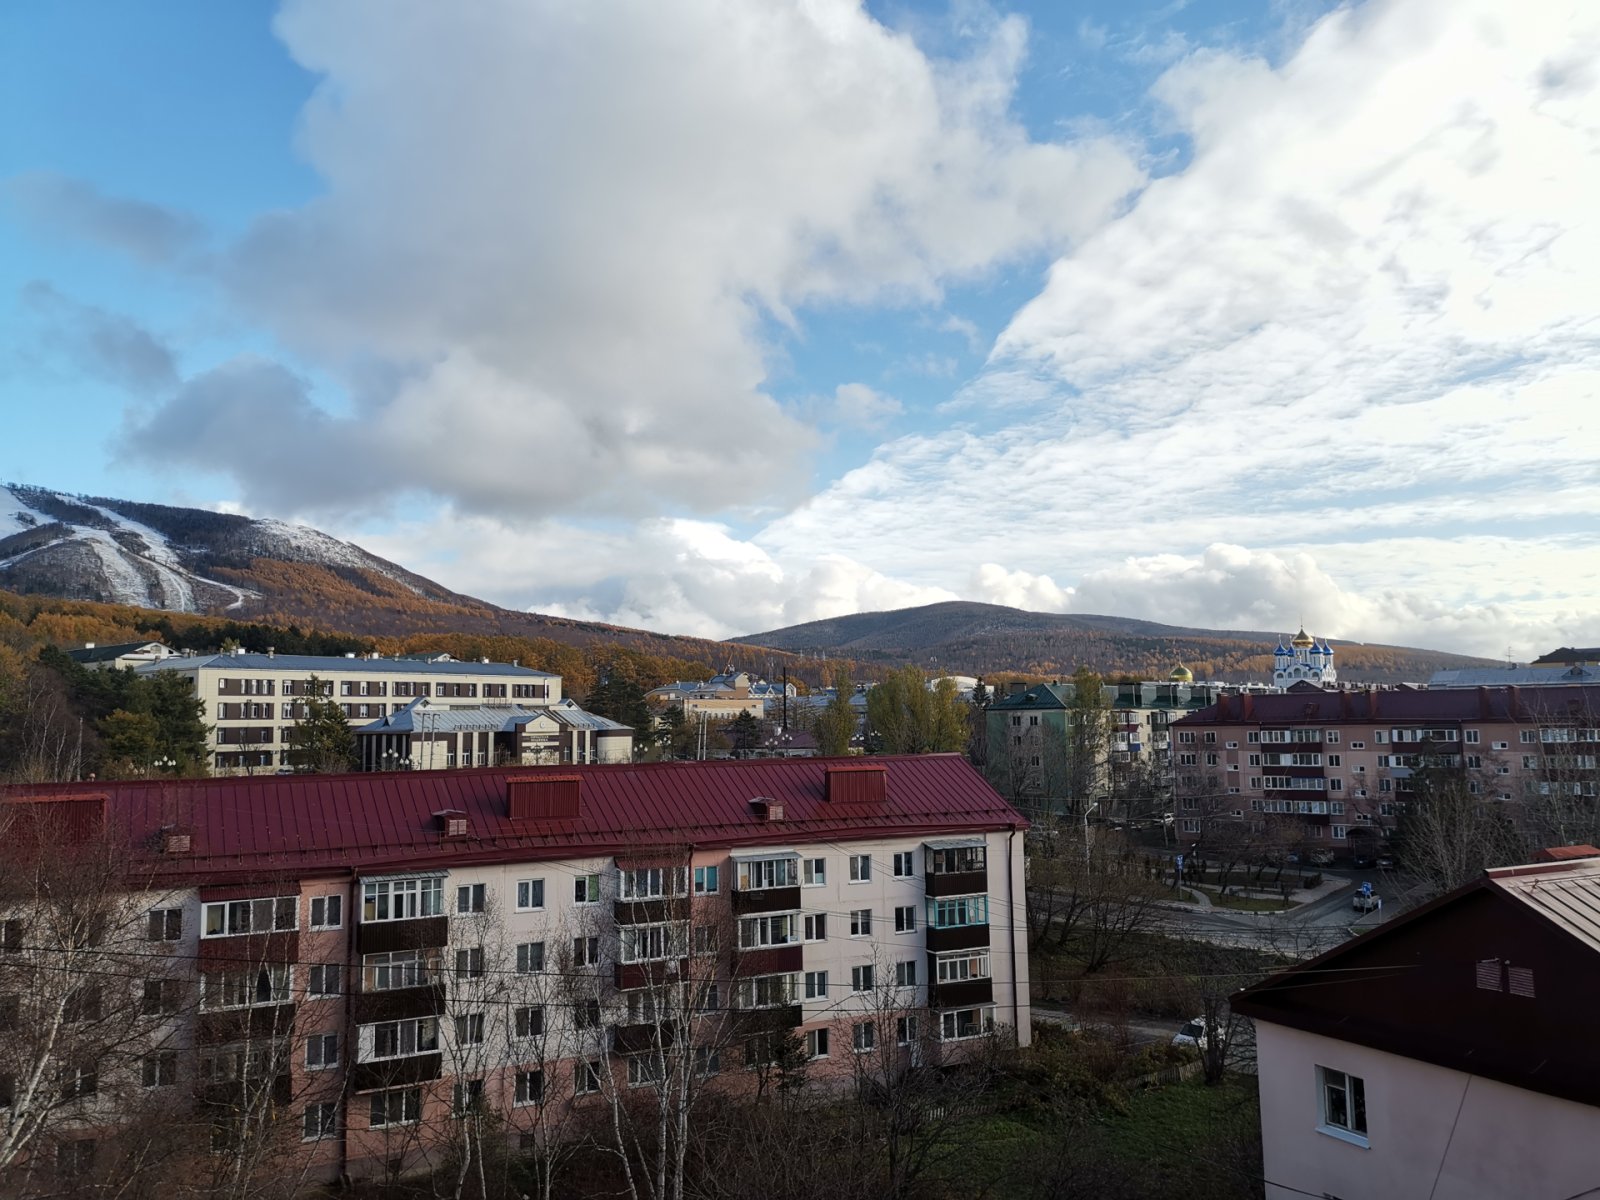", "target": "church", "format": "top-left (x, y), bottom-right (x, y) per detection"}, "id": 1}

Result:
top-left (1272, 627), bottom-right (1336, 688)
